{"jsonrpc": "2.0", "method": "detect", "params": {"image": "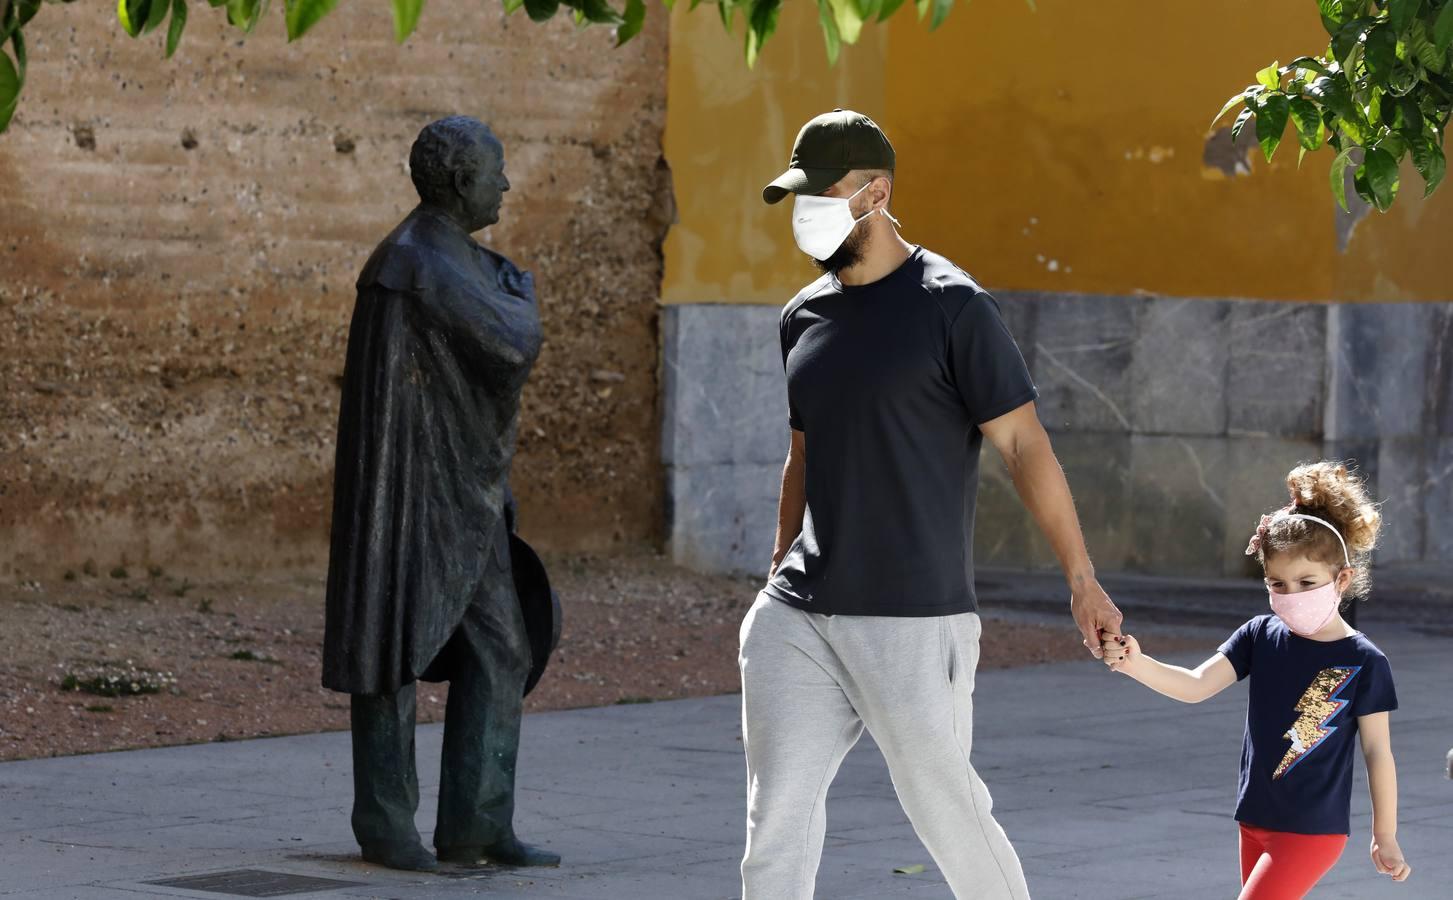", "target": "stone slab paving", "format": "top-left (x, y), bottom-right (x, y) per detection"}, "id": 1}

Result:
top-left (2, 623), bottom-right (1448, 899)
